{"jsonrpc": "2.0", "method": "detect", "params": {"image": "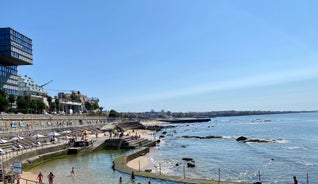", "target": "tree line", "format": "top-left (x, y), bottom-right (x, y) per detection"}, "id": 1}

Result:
top-left (0, 89), bottom-right (101, 114)
top-left (0, 89), bottom-right (45, 113)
